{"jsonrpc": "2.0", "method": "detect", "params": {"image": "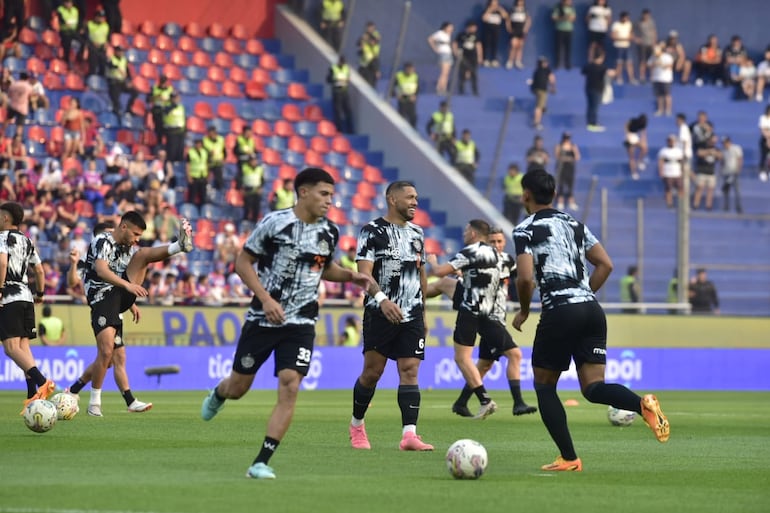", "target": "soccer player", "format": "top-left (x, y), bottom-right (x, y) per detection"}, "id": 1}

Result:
top-left (348, 180), bottom-right (434, 451)
top-left (512, 169), bottom-right (669, 472)
top-left (200, 168), bottom-right (374, 479)
top-left (427, 219), bottom-right (503, 420)
top-left (81, 211), bottom-right (194, 417)
top-left (427, 227), bottom-right (537, 417)
top-left (0, 202), bottom-right (55, 413)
